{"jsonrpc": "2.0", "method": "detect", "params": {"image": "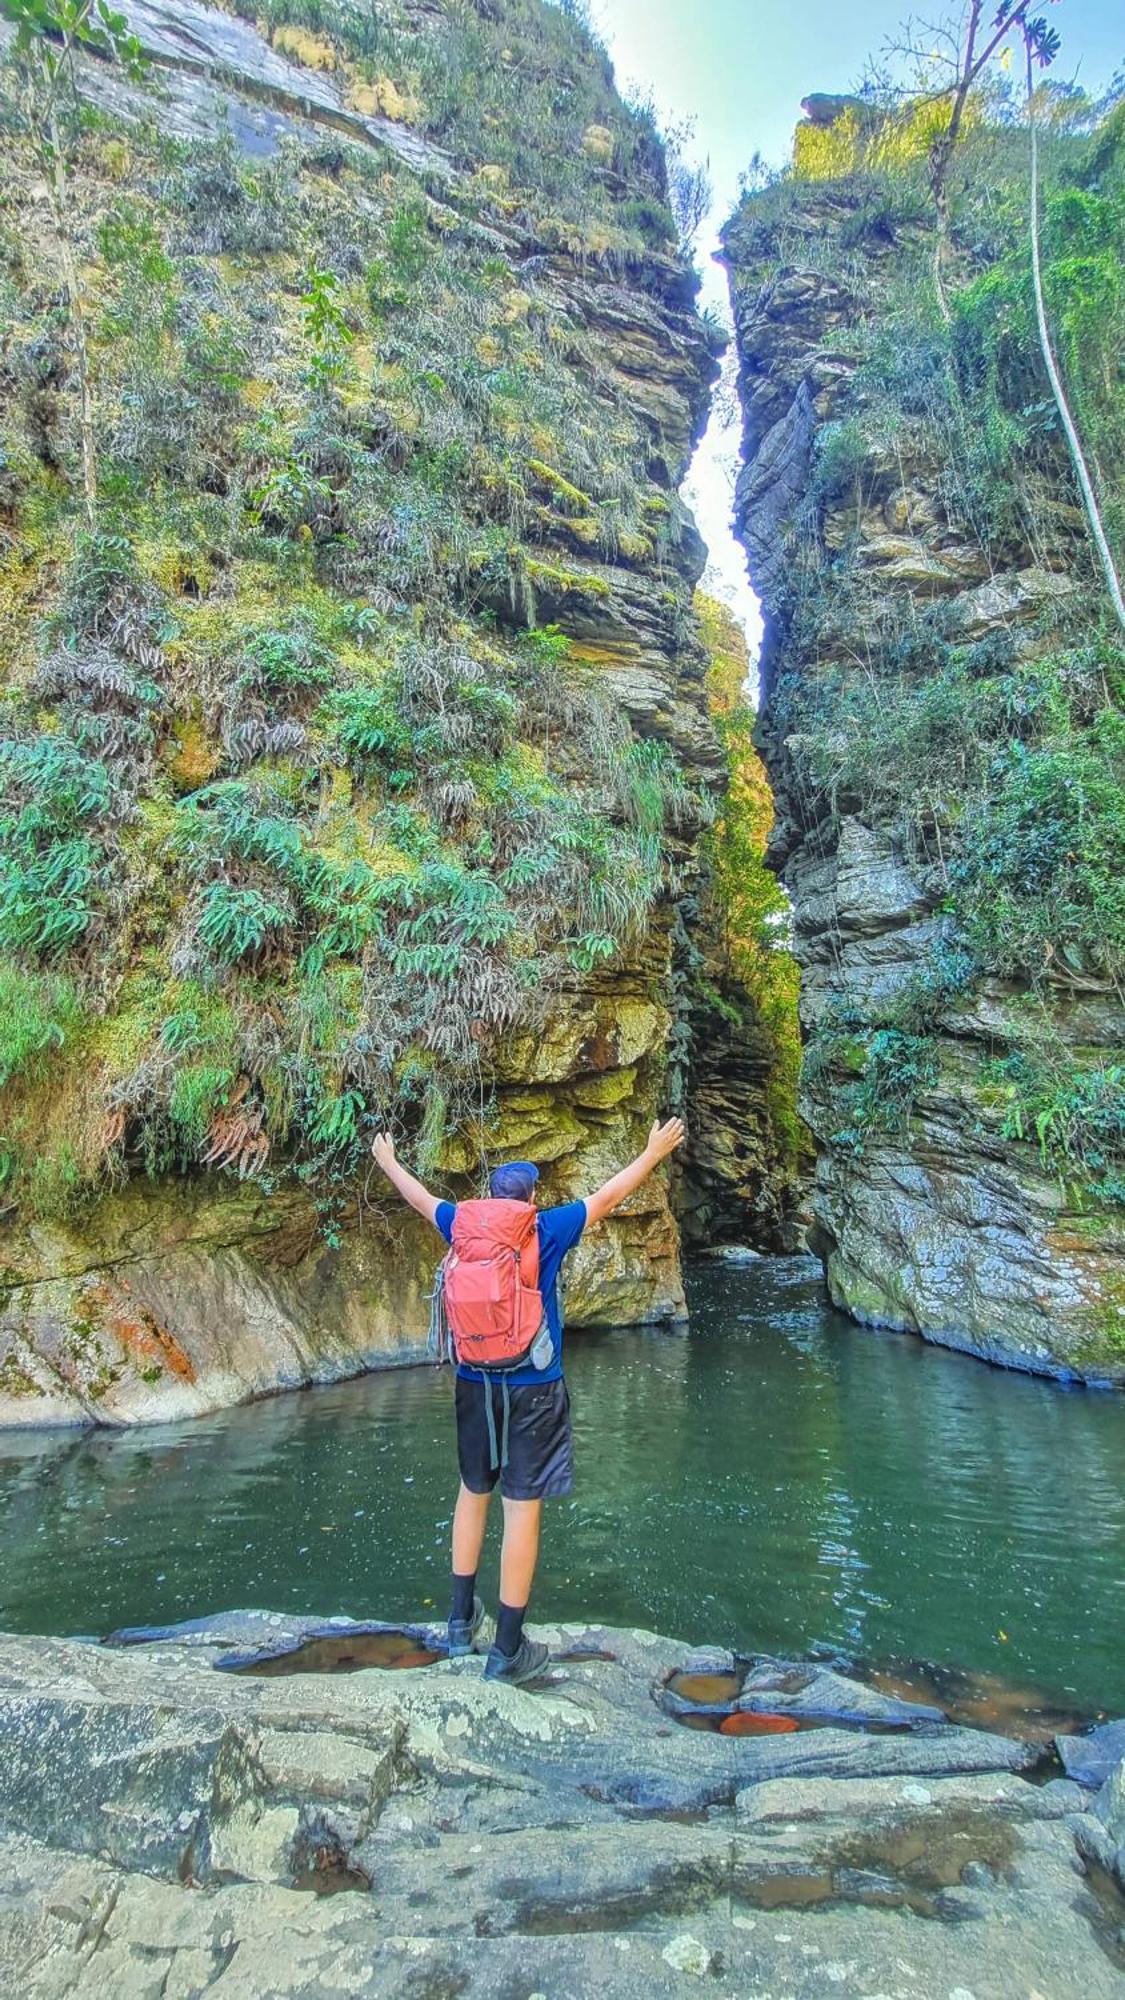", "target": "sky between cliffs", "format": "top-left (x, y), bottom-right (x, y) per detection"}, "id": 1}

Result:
top-left (591, 0), bottom-right (1124, 671)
